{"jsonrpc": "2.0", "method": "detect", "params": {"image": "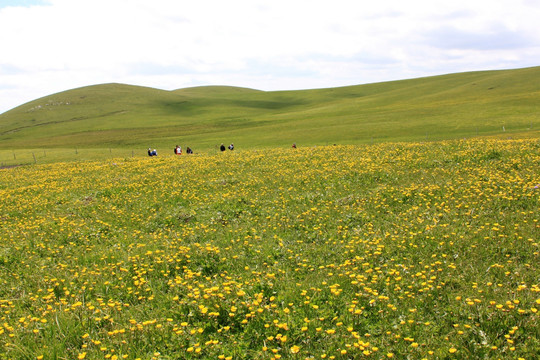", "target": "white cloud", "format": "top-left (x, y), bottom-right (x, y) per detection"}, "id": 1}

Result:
top-left (0, 0), bottom-right (539, 113)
